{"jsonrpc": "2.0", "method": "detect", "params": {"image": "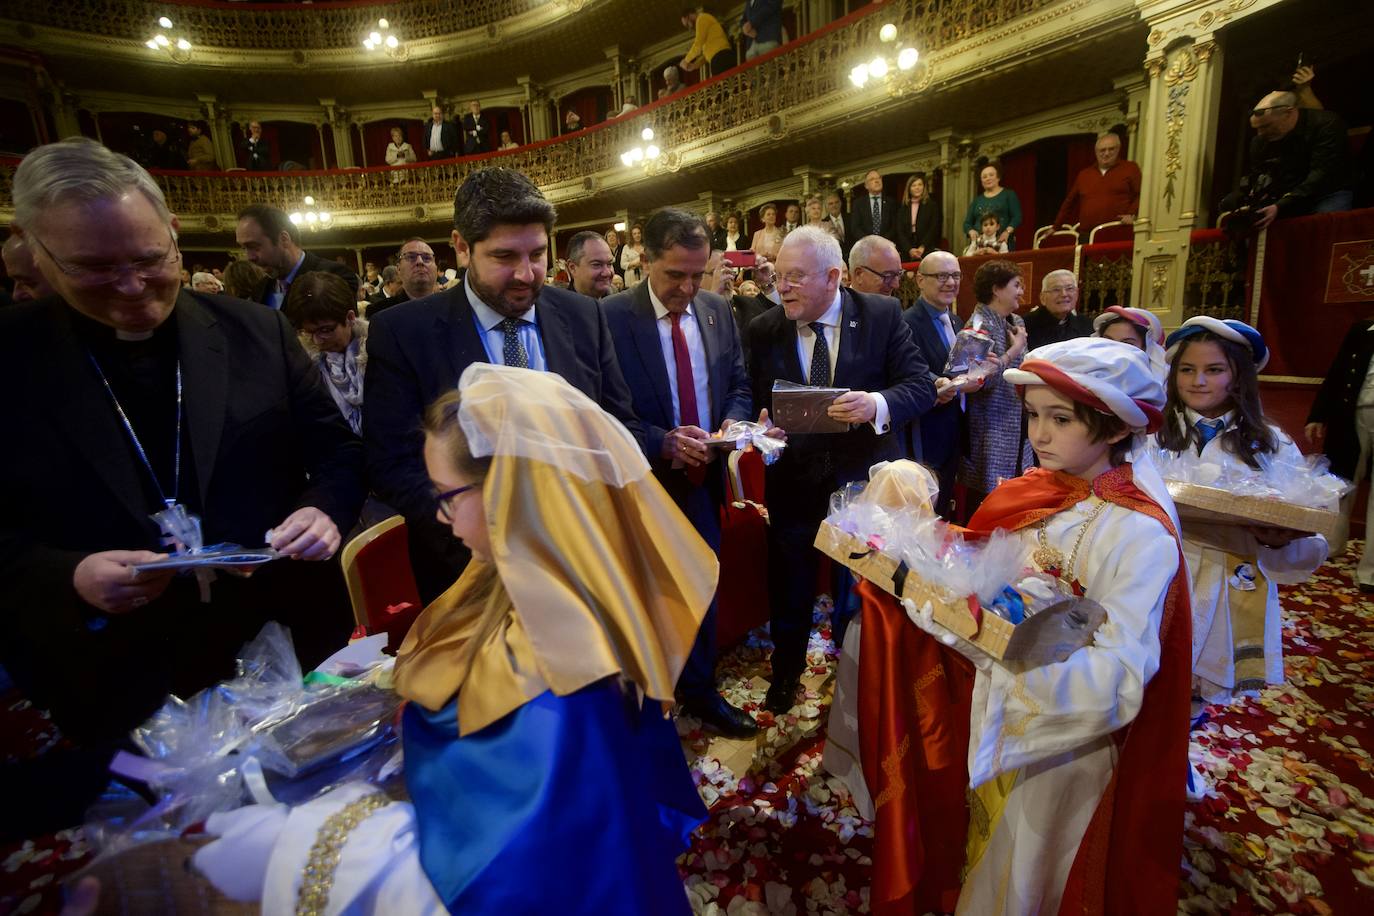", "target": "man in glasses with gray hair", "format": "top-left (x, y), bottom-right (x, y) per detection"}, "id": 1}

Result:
top-left (1022, 268), bottom-right (1091, 352)
top-left (0, 138), bottom-right (365, 835)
